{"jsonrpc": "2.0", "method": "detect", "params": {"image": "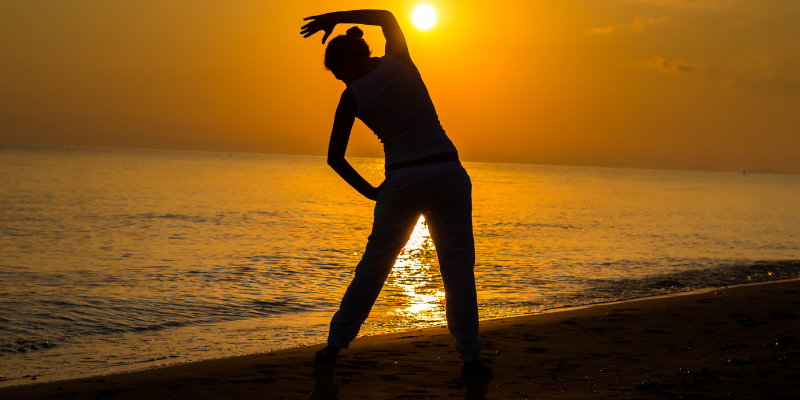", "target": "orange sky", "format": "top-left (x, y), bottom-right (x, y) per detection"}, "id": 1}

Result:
top-left (2, 0), bottom-right (799, 173)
